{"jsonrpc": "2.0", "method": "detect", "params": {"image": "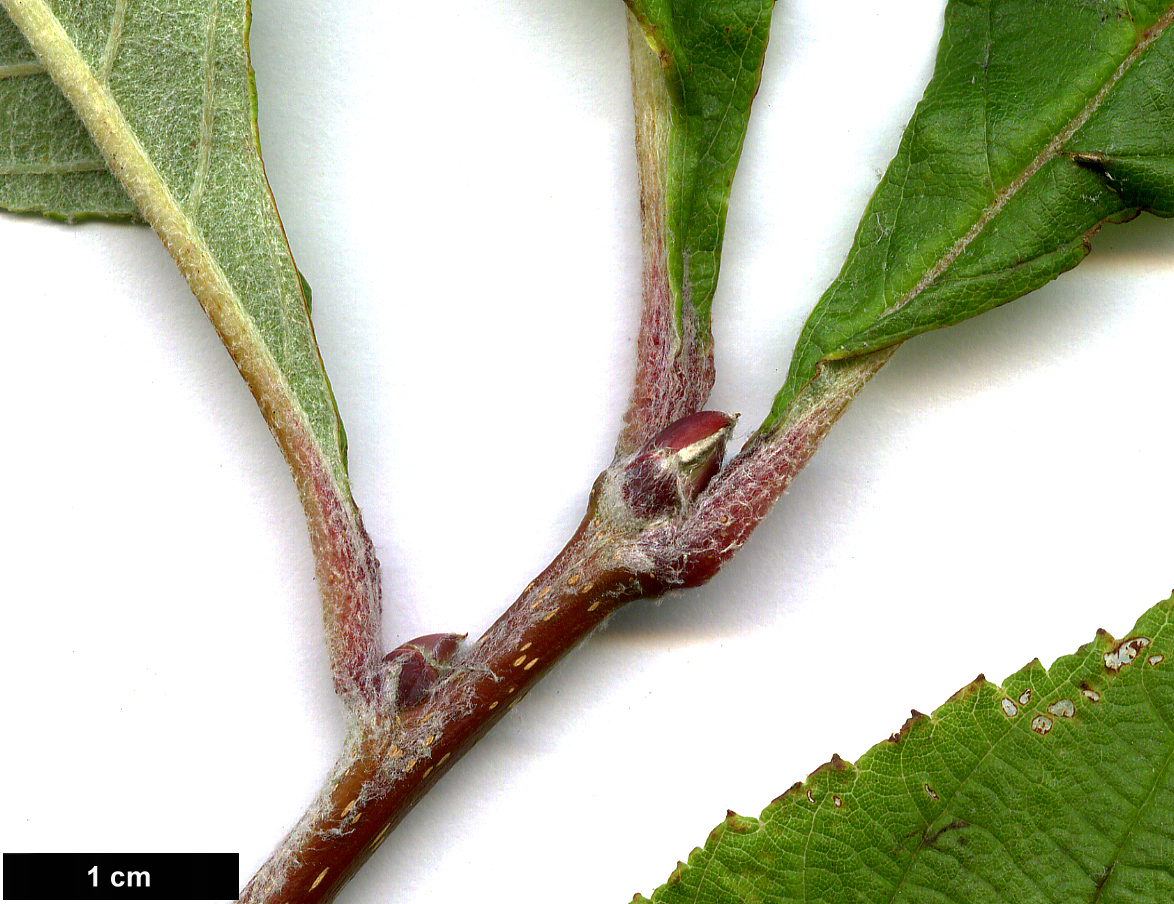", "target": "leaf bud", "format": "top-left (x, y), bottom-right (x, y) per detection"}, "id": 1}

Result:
top-left (382, 632), bottom-right (465, 709)
top-left (609, 411), bottom-right (735, 523)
